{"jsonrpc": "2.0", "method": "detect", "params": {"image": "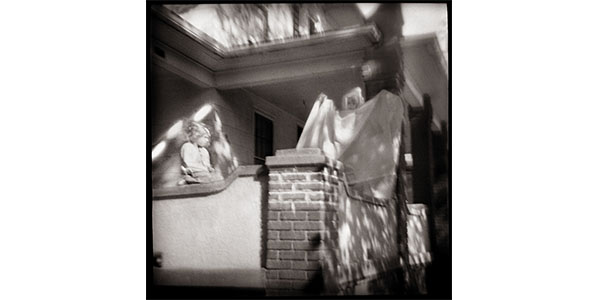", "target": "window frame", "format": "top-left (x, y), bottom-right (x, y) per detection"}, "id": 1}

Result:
top-left (253, 110), bottom-right (274, 165)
